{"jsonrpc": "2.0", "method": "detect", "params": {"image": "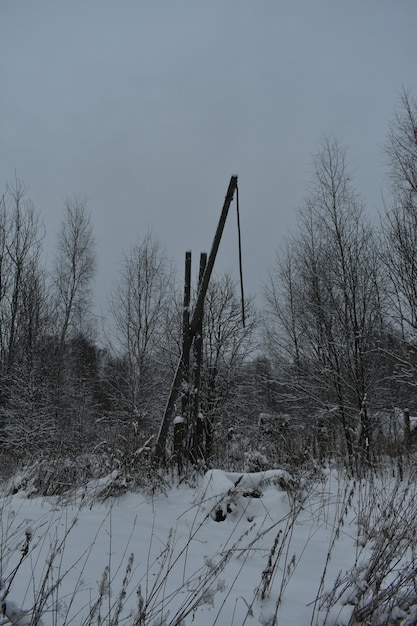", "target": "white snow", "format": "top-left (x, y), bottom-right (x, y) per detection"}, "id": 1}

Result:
top-left (1, 600), bottom-right (44, 626)
top-left (0, 467), bottom-right (416, 625)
